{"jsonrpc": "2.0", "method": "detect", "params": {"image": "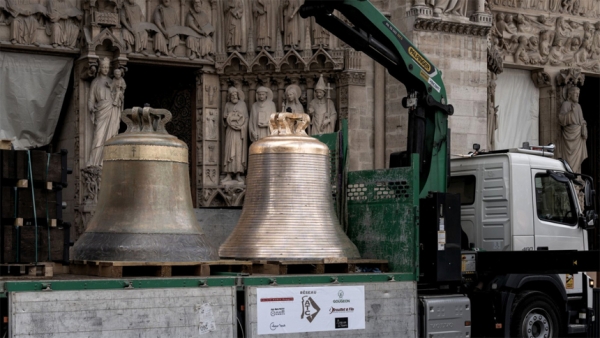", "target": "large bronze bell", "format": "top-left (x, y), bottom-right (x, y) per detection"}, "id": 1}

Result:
top-left (219, 112), bottom-right (360, 260)
top-left (73, 107), bottom-right (218, 262)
